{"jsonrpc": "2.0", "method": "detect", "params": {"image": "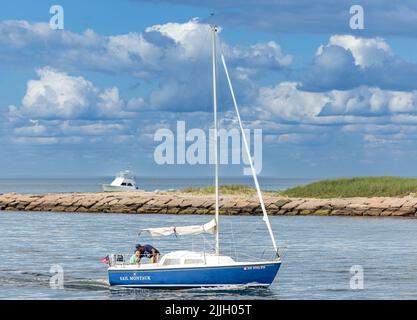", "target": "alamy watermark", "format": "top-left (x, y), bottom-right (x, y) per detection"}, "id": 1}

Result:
top-left (350, 5), bottom-right (364, 30)
top-left (349, 265), bottom-right (364, 290)
top-left (153, 121), bottom-right (263, 175)
top-left (49, 5), bottom-right (64, 30)
top-left (49, 264), bottom-right (64, 289)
